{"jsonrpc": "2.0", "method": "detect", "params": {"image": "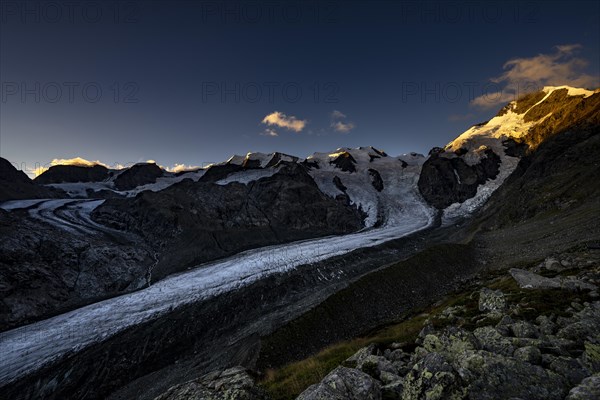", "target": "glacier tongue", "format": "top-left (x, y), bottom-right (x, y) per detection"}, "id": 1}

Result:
top-left (0, 192), bottom-right (434, 386)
